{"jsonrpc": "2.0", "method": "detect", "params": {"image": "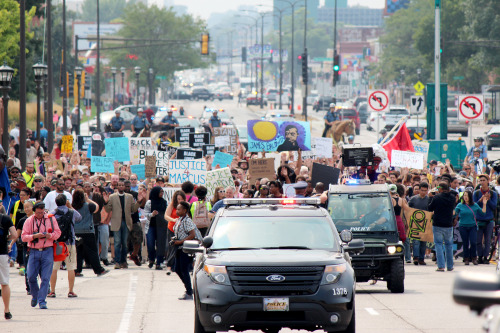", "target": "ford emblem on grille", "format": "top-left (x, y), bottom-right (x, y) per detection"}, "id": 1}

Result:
top-left (266, 274), bottom-right (286, 282)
